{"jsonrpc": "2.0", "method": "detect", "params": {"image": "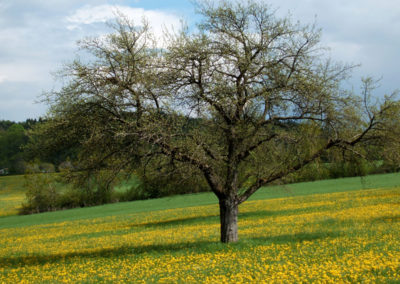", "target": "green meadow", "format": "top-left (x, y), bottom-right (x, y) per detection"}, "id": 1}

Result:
top-left (1, 173), bottom-right (400, 282)
top-left (0, 175), bottom-right (26, 217)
